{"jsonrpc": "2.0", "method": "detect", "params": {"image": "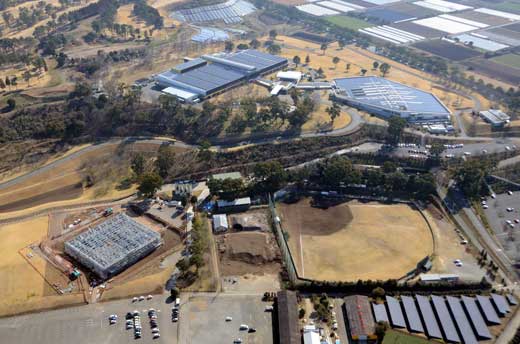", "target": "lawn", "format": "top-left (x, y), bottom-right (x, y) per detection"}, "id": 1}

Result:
top-left (383, 330), bottom-right (432, 344)
top-left (325, 15), bottom-right (373, 30)
top-left (492, 53), bottom-right (520, 69)
top-left (494, 1), bottom-right (520, 13)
